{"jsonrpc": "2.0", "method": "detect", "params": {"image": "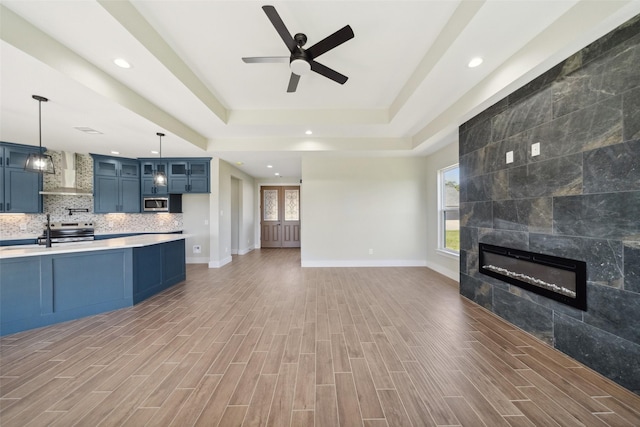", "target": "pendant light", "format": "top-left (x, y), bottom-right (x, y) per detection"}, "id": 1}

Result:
top-left (153, 132), bottom-right (167, 186)
top-left (24, 95), bottom-right (55, 174)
